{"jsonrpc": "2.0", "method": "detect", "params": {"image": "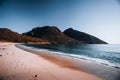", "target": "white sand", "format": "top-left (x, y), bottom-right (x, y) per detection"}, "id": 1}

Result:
top-left (0, 43), bottom-right (103, 80)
